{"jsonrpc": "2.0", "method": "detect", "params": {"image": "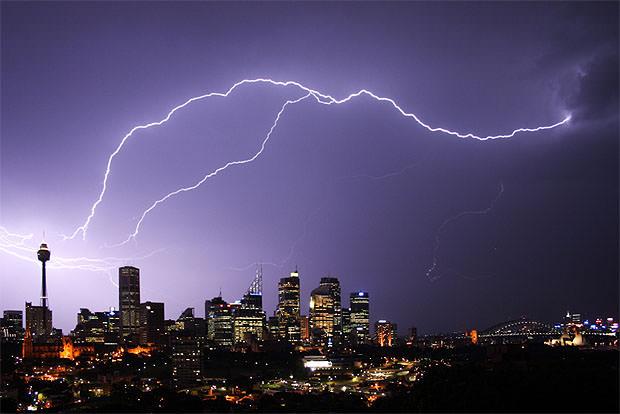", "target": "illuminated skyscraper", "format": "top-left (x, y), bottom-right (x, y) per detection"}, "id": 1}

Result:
top-left (309, 277), bottom-right (341, 345)
top-left (375, 320), bottom-right (397, 347)
top-left (25, 302), bottom-right (51, 339)
top-left (139, 301), bottom-right (165, 345)
top-left (310, 285), bottom-right (333, 344)
top-left (320, 277), bottom-right (342, 341)
top-left (349, 291), bottom-right (369, 344)
top-left (277, 269), bottom-right (301, 343)
top-left (118, 266), bottom-right (140, 341)
top-left (233, 268), bottom-right (266, 344)
top-left (206, 297), bottom-right (233, 348)
top-left (233, 307), bottom-right (264, 344)
top-left (342, 308), bottom-right (351, 338)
